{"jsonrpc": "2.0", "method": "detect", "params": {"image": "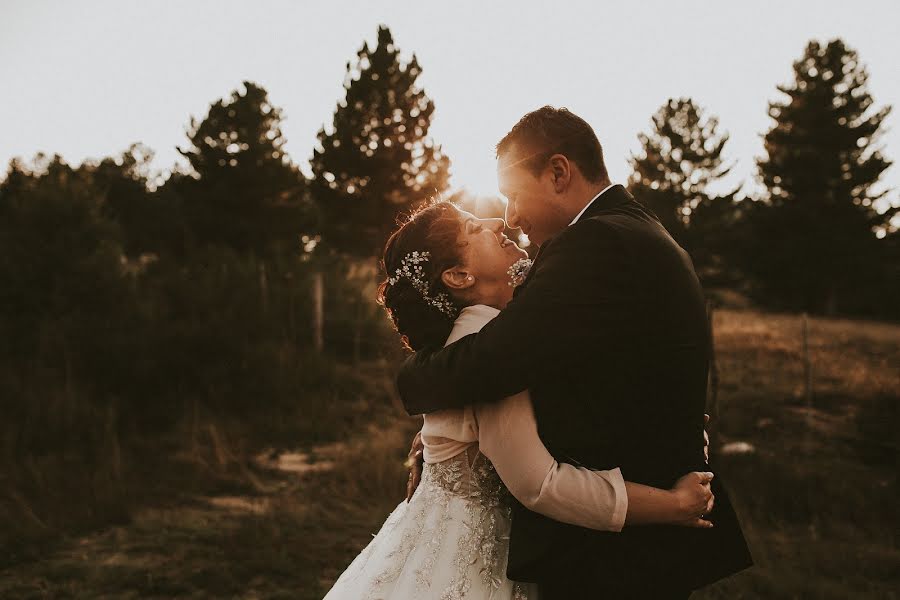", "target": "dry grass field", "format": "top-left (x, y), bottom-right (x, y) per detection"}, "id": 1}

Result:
top-left (1, 309), bottom-right (897, 599)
